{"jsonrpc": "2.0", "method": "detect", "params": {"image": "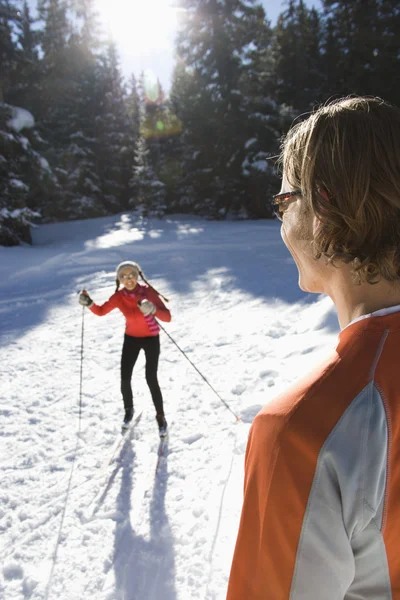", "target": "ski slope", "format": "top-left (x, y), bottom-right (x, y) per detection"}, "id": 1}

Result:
top-left (0, 213), bottom-right (339, 600)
